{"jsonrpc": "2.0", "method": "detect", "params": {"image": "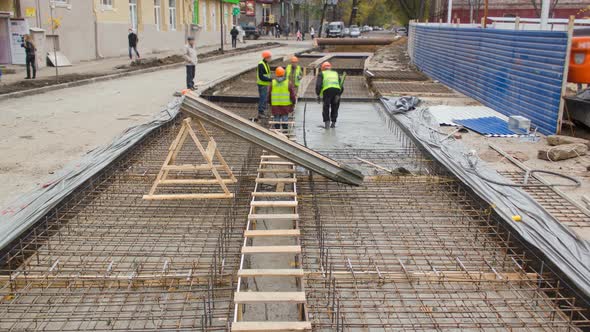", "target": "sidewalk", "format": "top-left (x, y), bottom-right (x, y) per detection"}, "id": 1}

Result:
top-left (1, 38), bottom-right (276, 85)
